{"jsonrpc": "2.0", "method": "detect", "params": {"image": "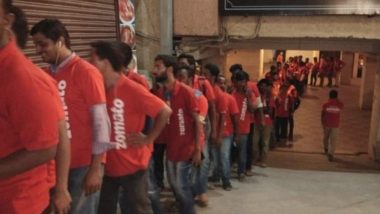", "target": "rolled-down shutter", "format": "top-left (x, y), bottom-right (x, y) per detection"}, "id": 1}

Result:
top-left (14, 0), bottom-right (118, 66)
